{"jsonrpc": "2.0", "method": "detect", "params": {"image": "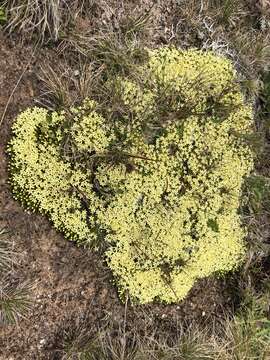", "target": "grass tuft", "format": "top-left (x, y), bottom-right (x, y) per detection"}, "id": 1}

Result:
top-left (37, 58), bottom-right (105, 110)
top-left (0, 280), bottom-right (33, 325)
top-left (0, 228), bottom-right (13, 271)
top-left (0, 227), bottom-right (32, 325)
top-left (2, 0), bottom-right (95, 43)
top-left (223, 289), bottom-right (270, 360)
top-left (3, 0), bottom-right (62, 43)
